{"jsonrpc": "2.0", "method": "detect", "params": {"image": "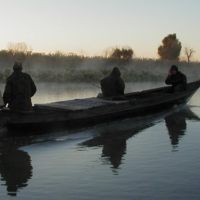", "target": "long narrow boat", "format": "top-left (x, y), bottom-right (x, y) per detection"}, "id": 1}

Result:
top-left (1, 80), bottom-right (200, 133)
